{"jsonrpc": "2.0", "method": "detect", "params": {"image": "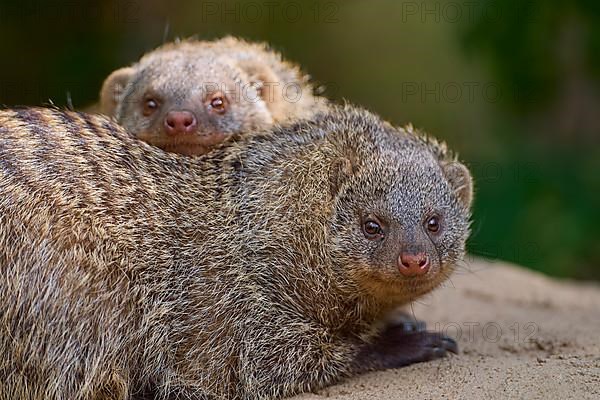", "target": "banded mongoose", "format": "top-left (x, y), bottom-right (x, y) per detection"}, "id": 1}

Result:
top-left (0, 105), bottom-right (473, 400)
top-left (99, 36), bottom-right (326, 156)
